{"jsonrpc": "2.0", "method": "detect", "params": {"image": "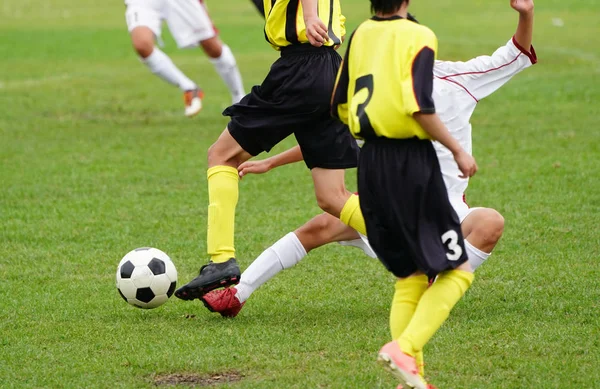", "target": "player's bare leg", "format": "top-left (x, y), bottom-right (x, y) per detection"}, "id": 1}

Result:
top-left (199, 36), bottom-right (245, 104)
top-left (461, 208), bottom-right (505, 270)
top-left (311, 168), bottom-right (367, 236)
top-left (175, 129), bottom-right (251, 301)
top-left (129, 26), bottom-right (202, 117)
top-left (201, 213), bottom-right (359, 316)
